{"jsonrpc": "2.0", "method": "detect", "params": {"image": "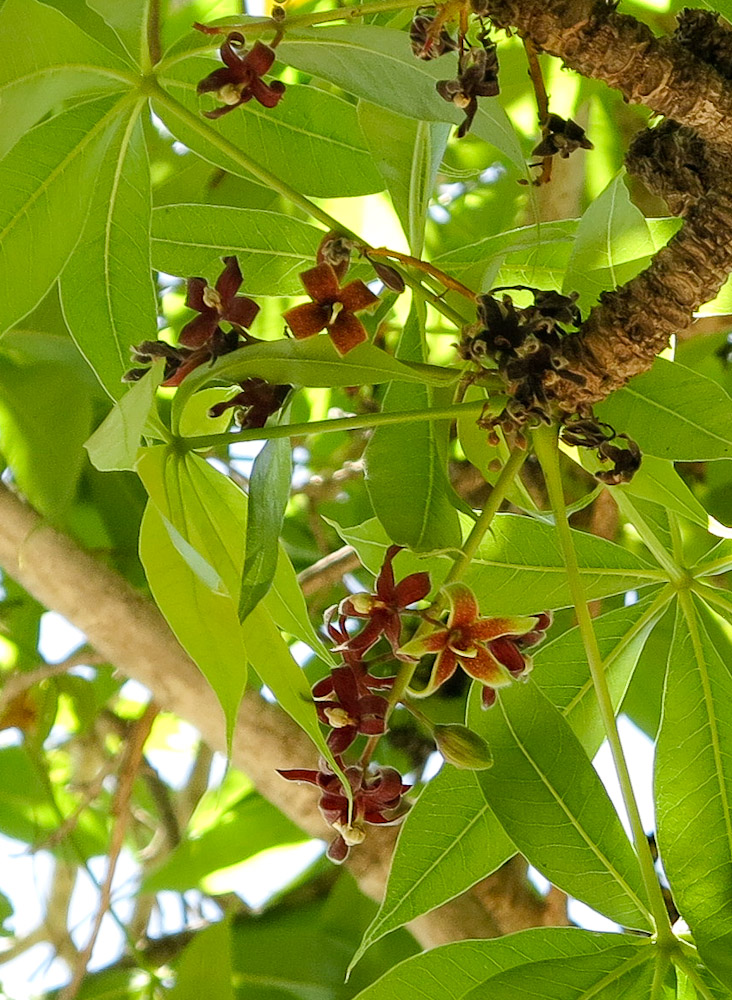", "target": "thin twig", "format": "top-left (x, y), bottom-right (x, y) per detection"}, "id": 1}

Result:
top-left (297, 546), bottom-right (362, 596)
